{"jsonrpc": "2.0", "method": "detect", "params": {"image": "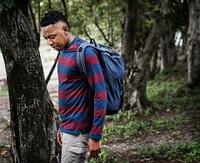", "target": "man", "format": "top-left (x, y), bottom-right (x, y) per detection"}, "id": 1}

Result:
top-left (40, 10), bottom-right (107, 163)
